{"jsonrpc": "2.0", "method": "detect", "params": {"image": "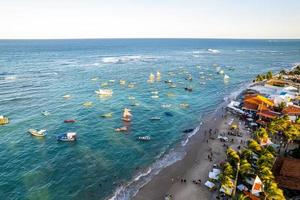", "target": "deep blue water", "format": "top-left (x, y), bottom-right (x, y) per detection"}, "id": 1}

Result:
top-left (0, 39), bottom-right (299, 200)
